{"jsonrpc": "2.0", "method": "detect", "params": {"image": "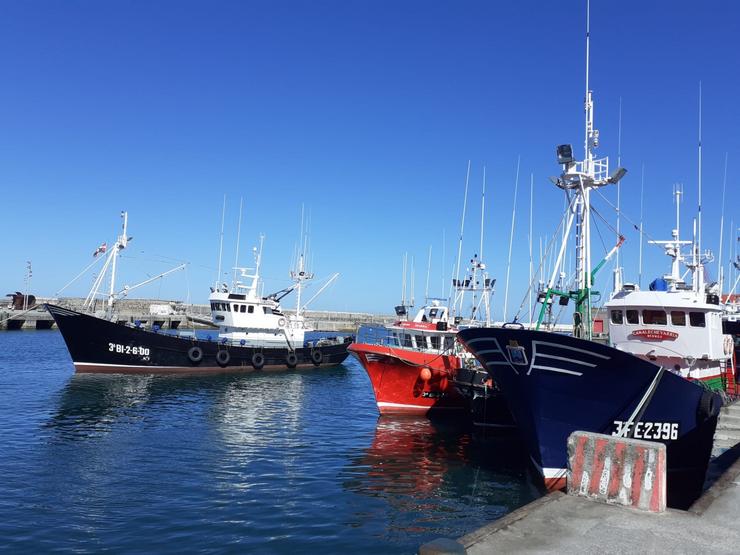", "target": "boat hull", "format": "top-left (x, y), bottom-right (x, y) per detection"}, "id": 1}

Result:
top-left (46, 304), bottom-right (352, 374)
top-left (348, 342), bottom-right (468, 416)
top-left (457, 326), bottom-right (723, 508)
